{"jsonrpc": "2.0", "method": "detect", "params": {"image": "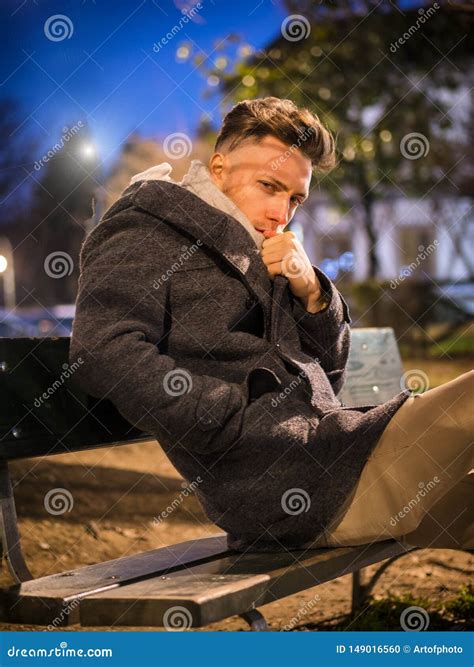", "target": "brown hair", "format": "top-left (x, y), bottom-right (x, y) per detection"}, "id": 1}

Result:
top-left (215, 97), bottom-right (336, 172)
